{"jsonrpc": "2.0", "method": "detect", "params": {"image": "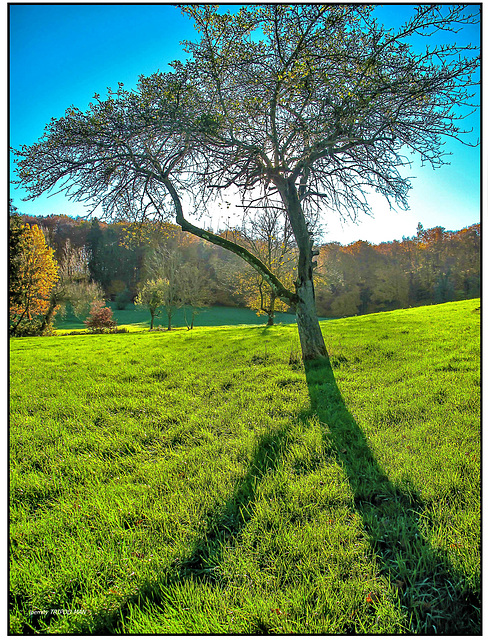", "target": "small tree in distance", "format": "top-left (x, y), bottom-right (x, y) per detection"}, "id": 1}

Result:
top-left (145, 246), bottom-right (182, 330)
top-left (178, 262), bottom-right (209, 330)
top-left (84, 300), bottom-right (117, 333)
top-left (232, 208), bottom-right (299, 326)
top-left (135, 278), bottom-right (169, 330)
